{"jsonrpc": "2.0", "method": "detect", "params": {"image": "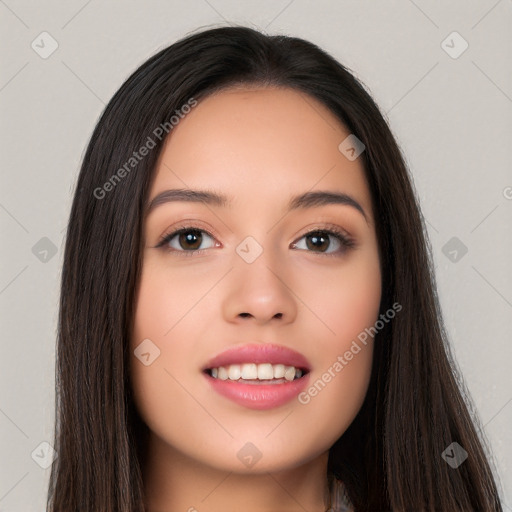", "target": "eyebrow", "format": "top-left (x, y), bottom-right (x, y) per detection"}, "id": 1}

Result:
top-left (145, 188), bottom-right (368, 221)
